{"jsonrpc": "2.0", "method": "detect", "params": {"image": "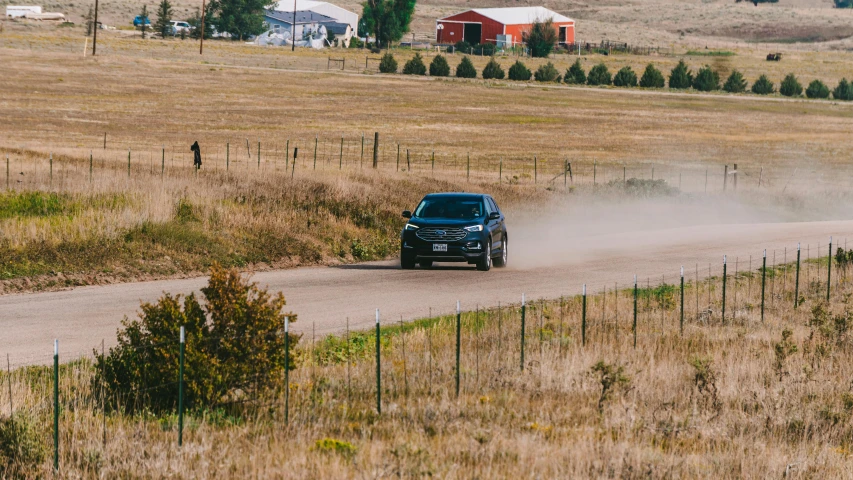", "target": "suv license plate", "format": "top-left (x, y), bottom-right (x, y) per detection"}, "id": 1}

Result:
top-left (433, 244), bottom-right (448, 252)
